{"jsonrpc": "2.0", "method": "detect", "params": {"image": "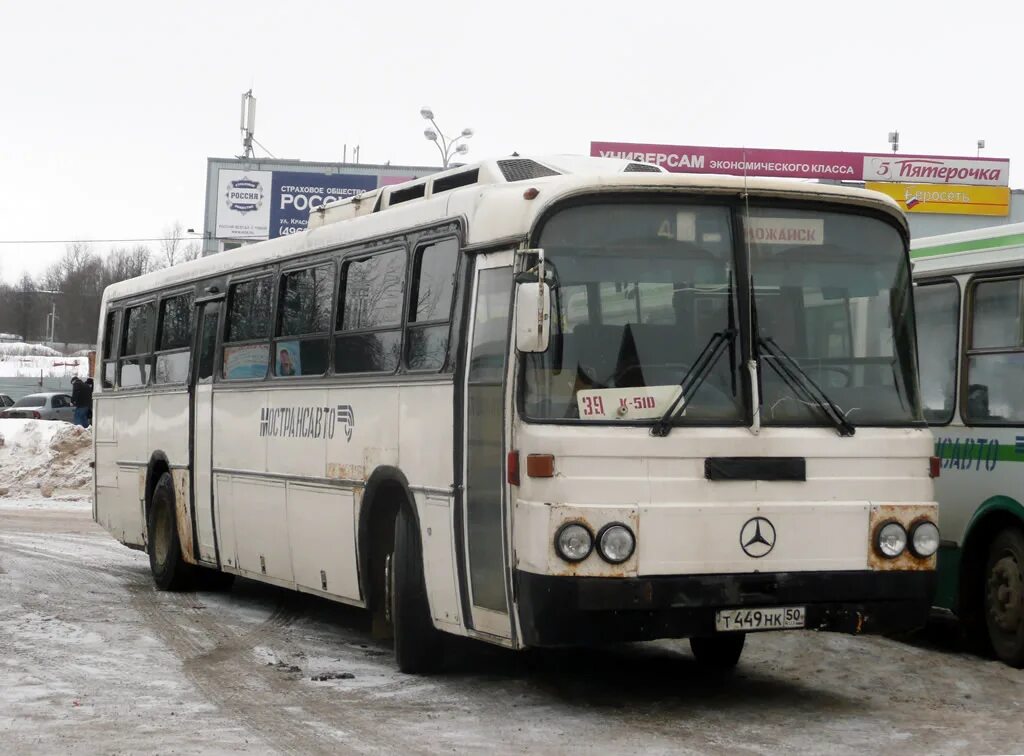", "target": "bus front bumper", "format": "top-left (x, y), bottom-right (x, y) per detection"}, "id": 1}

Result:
top-left (515, 569), bottom-right (935, 647)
